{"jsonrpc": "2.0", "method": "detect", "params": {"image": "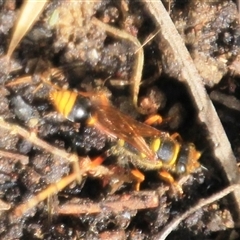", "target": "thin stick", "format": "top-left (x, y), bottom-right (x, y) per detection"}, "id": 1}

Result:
top-left (12, 172), bottom-right (78, 220)
top-left (134, 29), bottom-right (161, 54)
top-left (153, 184), bottom-right (240, 240)
top-left (7, 0), bottom-right (49, 58)
top-left (0, 149), bottom-right (29, 165)
top-left (238, 0), bottom-right (240, 24)
top-left (0, 117), bottom-right (77, 163)
top-left (56, 190), bottom-right (159, 215)
top-left (91, 17), bottom-right (144, 112)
